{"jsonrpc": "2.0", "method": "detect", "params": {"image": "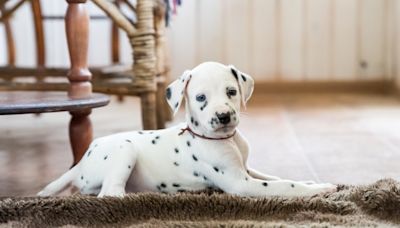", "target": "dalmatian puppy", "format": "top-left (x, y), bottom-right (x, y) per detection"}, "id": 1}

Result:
top-left (38, 62), bottom-right (336, 198)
